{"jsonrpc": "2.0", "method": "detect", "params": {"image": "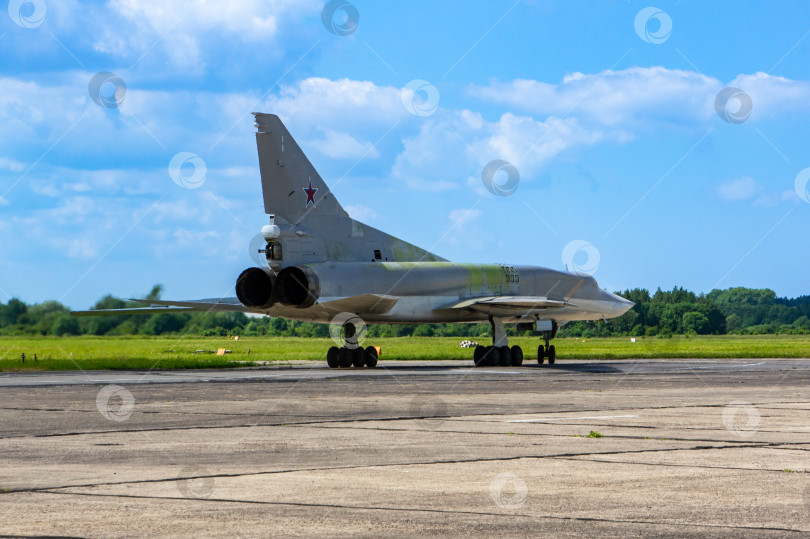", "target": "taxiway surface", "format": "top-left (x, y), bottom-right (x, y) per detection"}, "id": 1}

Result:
top-left (1, 358), bottom-right (809, 536)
